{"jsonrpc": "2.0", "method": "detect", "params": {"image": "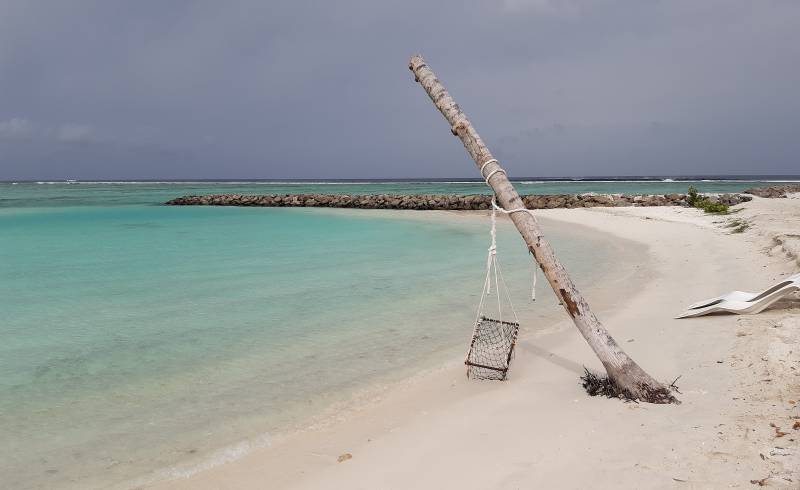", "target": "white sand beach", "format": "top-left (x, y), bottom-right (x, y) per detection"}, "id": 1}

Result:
top-left (5, 3), bottom-right (800, 488)
top-left (151, 195), bottom-right (799, 490)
